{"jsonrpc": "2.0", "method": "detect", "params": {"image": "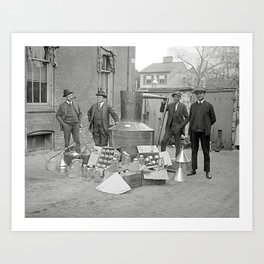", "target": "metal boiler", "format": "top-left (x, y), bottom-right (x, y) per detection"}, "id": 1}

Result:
top-left (108, 91), bottom-right (166, 157)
